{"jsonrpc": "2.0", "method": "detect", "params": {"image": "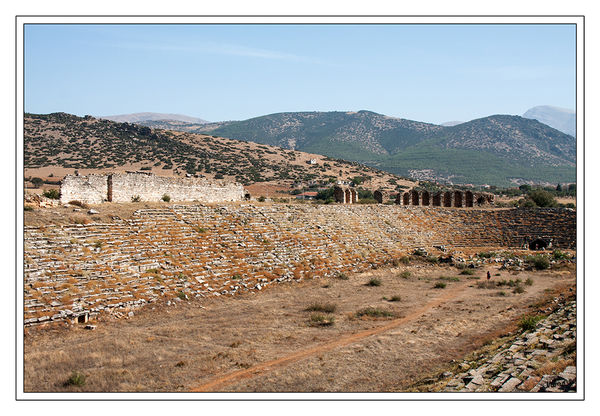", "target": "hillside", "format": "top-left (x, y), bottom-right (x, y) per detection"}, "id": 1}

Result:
top-left (189, 111), bottom-right (576, 186)
top-left (523, 105), bottom-right (575, 137)
top-left (24, 113), bottom-right (409, 195)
